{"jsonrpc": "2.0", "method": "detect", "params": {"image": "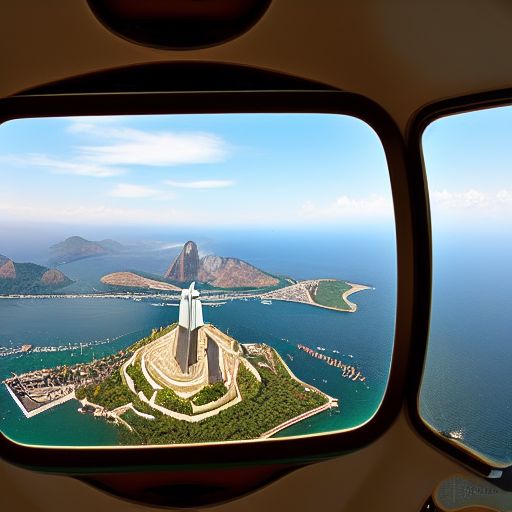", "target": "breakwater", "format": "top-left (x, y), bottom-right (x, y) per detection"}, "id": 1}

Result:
top-left (297, 344), bottom-right (366, 382)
